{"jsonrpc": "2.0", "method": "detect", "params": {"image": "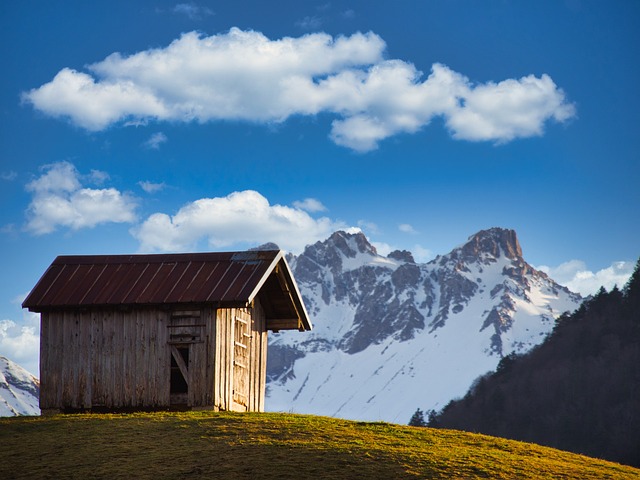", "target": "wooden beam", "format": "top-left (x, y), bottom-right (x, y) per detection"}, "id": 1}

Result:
top-left (274, 265), bottom-right (303, 326)
top-left (170, 345), bottom-right (189, 386)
